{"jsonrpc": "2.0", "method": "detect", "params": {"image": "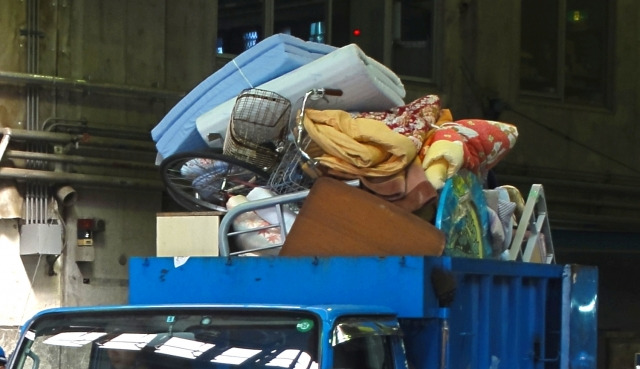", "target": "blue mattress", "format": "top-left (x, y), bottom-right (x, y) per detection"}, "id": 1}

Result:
top-left (195, 43), bottom-right (406, 147)
top-left (153, 34), bottom-right (336, 159)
